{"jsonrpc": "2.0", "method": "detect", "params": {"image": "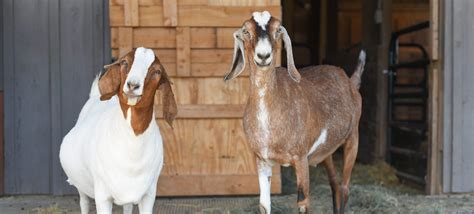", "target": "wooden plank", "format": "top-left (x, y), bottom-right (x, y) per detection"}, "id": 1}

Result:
top-left (133, 28), bottom-right (176, 48)
top-left (113, 28), bottom-right (217, 49)
top-left (163, 0), bottom-right (178, 26)
top-left (217, 28), bottom-right (237, 48)
top-left (208, 0), bottom-right (280, 6)
top-left (178, 6), bottom-right (281, 27)
top-left (157, 174), bottom-right (281, 196)
top-left (124, 0), bottom-right (139, 26)
top-left (430, 0), bottom-right (439, 60)
top-left (191, 49), bottom-right (233, 63)
top-left (176, 27), bottom-right (191, 76)
top-left (111, 5), bottom-right (281, 27)
top-left (191, 28), bottom-right (216, 48)
top-left (155, 104), bottom-right (245, 118)
top-left (118, 27), bottom-right (133, 56)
